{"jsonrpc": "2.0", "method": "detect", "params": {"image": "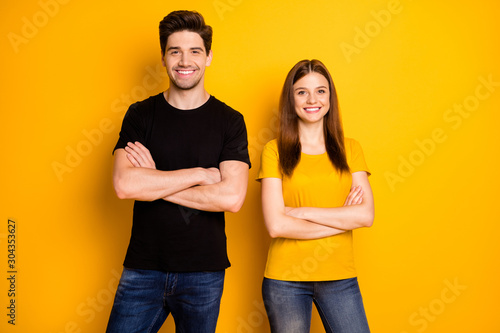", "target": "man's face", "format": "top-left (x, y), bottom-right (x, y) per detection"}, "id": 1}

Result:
top-left (162, 30), bottom-right (213, 91)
